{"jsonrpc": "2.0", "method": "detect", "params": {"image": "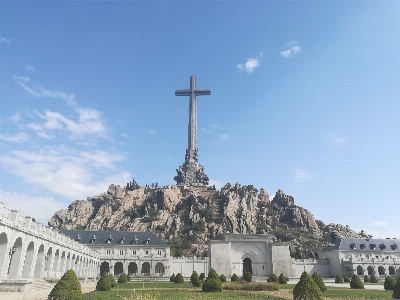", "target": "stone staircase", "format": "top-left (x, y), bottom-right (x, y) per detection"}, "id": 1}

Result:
top-left (30, 278), bottom-right (55, 291)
